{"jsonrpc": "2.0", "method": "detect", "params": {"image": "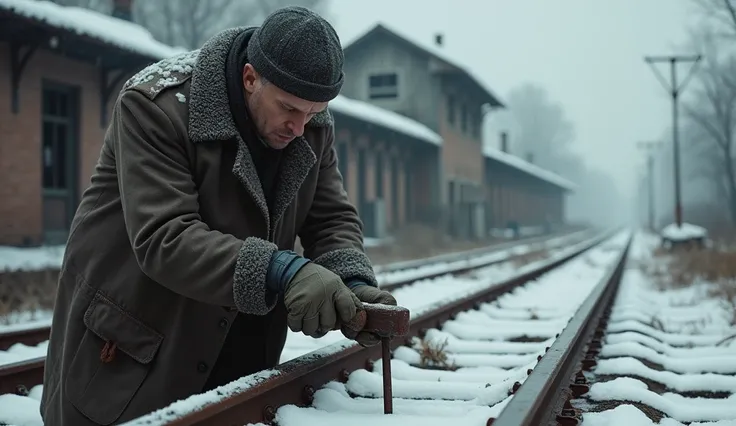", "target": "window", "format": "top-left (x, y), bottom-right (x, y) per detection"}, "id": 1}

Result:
top-left (336, 143), bottom-right (348, 190)
top-left (472, 112), bottom-right (481, 139)
top-left (41, 81), bottom-right (79, 244)
top-left (368, 73), bottom-right (398, 99)
top-left (375, 152), bottom-right (384, 199)
top-left (447, 95), bottom-right (455, 125)
top-left (391, 157), bottom-right (400, 226)
top-left (460, 102), bottom-right (468, 133)
top-left (357, 149), bottom-right (367, 212)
